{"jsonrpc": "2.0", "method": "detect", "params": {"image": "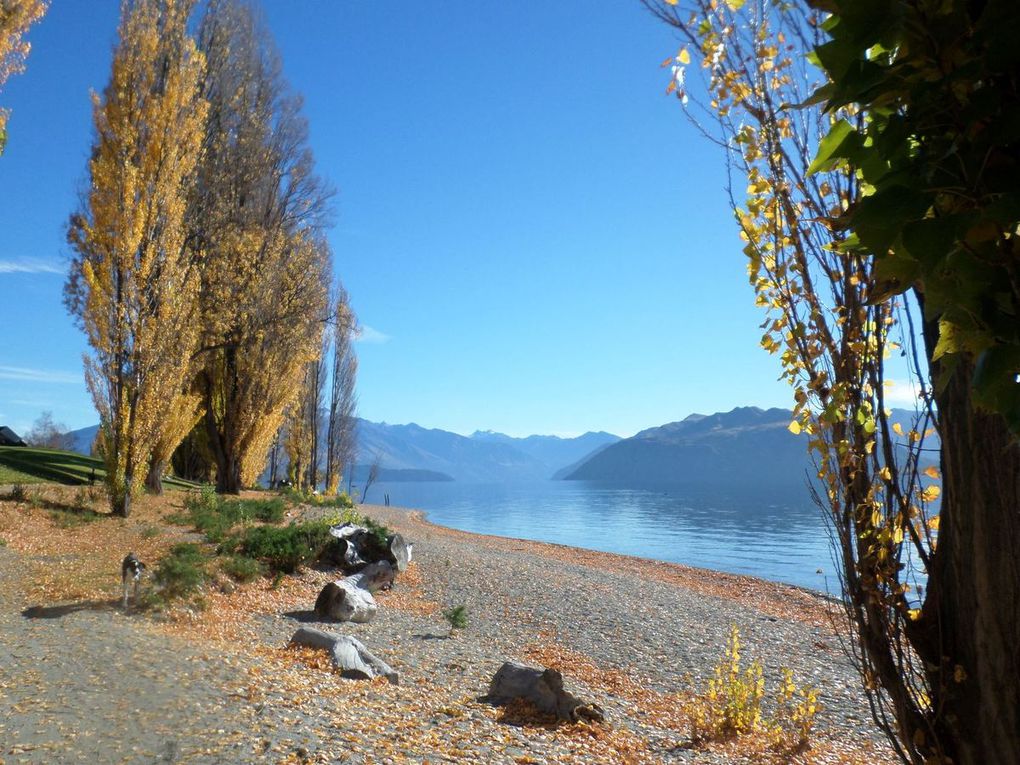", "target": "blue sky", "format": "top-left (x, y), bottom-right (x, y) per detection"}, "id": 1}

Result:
top-left (1, 1), bottom-right (799, 439)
